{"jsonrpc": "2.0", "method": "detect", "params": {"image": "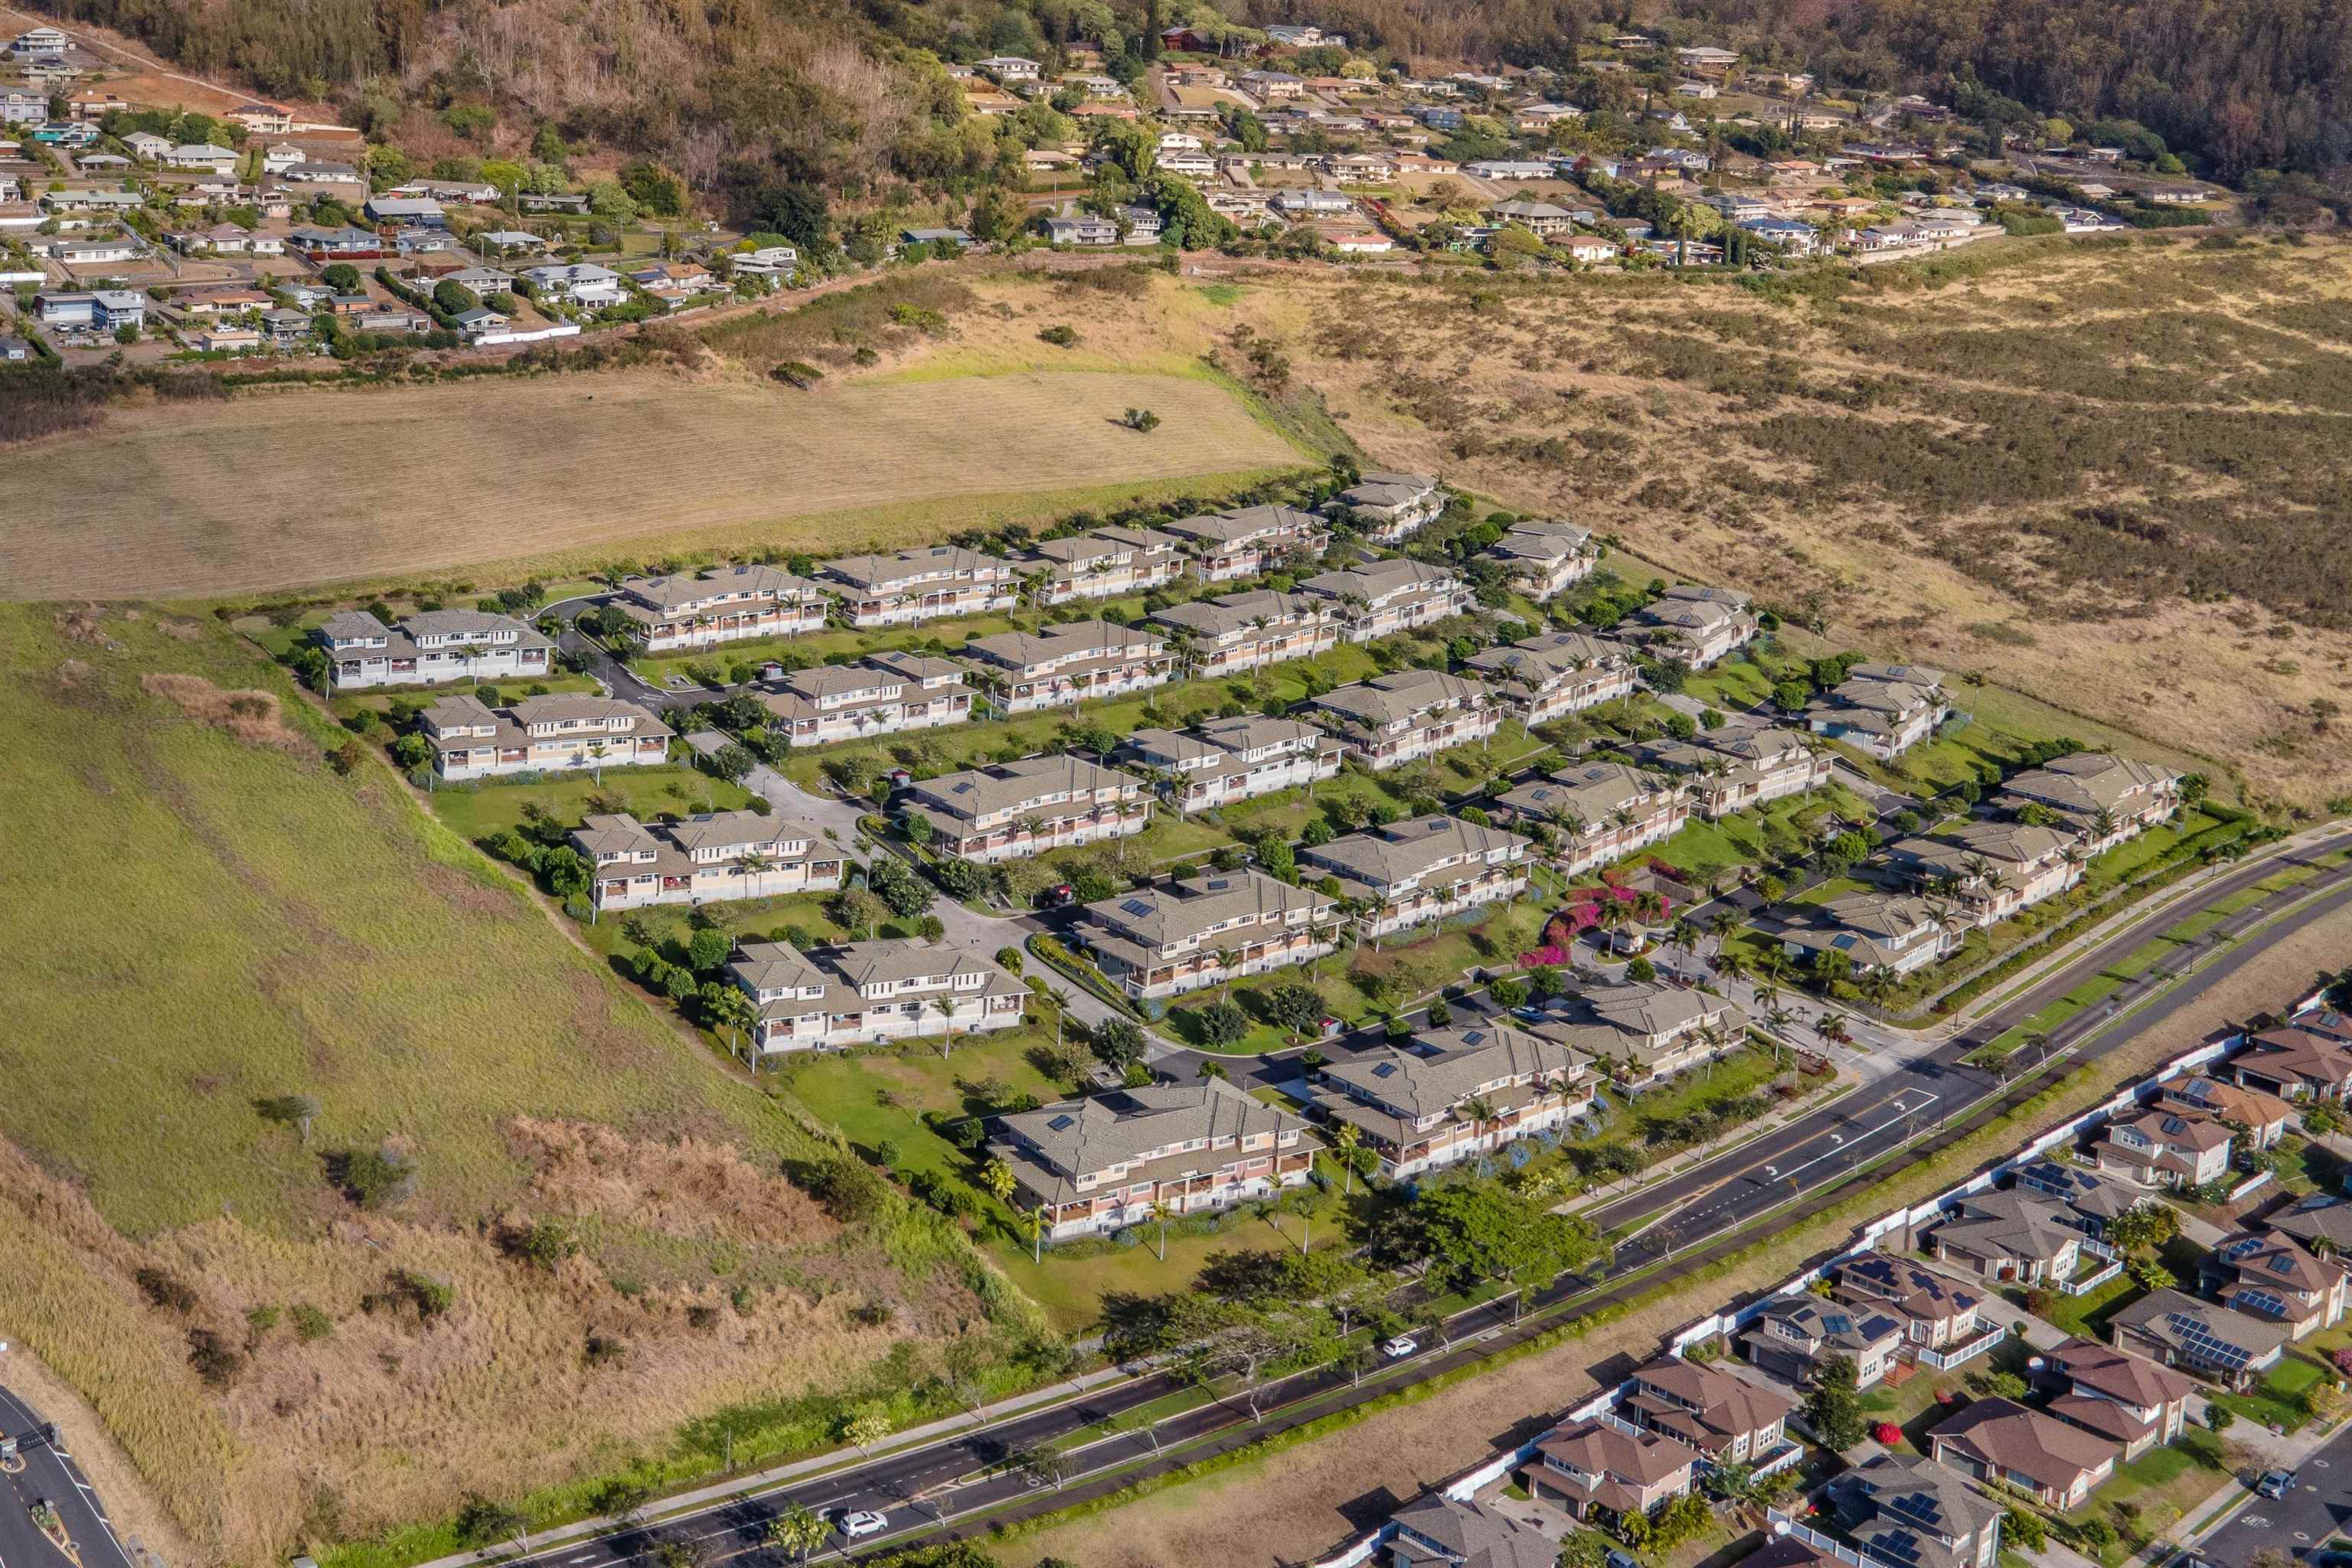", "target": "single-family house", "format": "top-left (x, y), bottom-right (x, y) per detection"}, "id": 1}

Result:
top-left (1837, 1255), bottom-right (2000, 1361)
top-left (1930, 1398), bottom-right (2118, 1510)
top-left (1926, 1190), bottom-right (2085, 1285)
top-left (1623, 1355), bottom-right (1799, 1469)
top-left (2152, 1074), bottom-right (2292, 1148)
top-left (164, 142), bottom-right (237, 173)
top-left (521, 262), bottom-right (626, 306)
top-left (2095, 1108), bottom-right (2233, 1189)
top-left (1741, 1296), bottom-right (1906, 1389)
top-left (1824, 1453), bottom-right (2004, 1568)
top-left (2036, 1338), bottom-right (2194, 1459)
top-left (1524, 1418), bottom-right (1701, 1525)
top-left (2227, 1024), bottom-right (2352, 1102)
top-left (1387, 1494), bottom-right (1555, 1568)
top-left (2209, 1232), bottom-right (2351, 1338)
top-left (2109, 1288), bottom-right (2292, 1389)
